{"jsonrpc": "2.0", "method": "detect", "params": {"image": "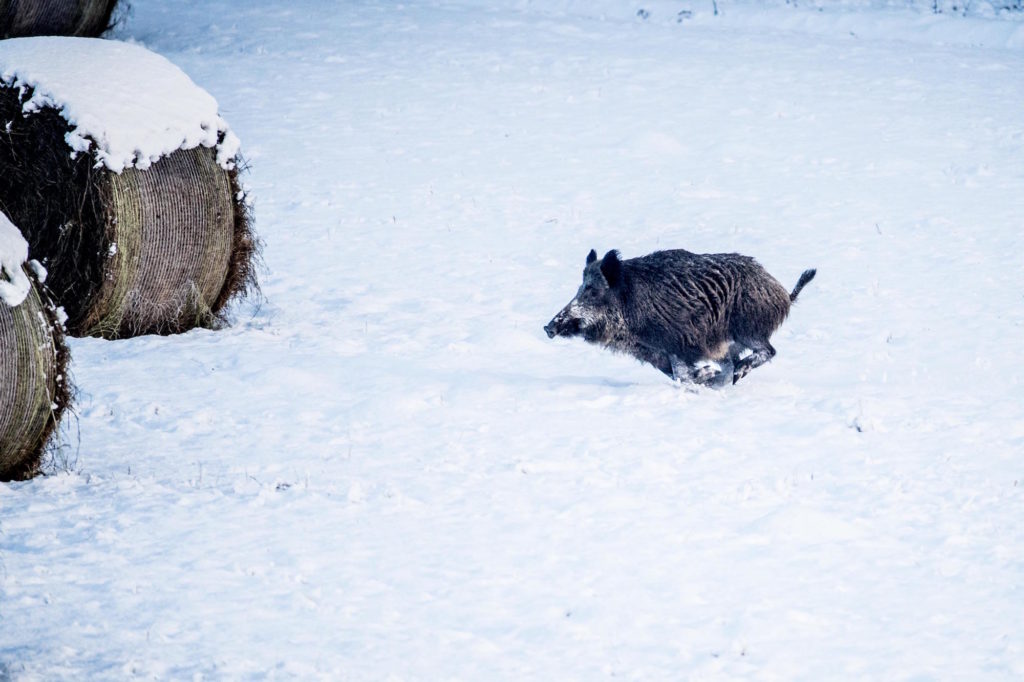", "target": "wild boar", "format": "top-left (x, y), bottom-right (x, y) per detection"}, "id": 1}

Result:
top-left (544, 248), bottom-right (816, 385)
